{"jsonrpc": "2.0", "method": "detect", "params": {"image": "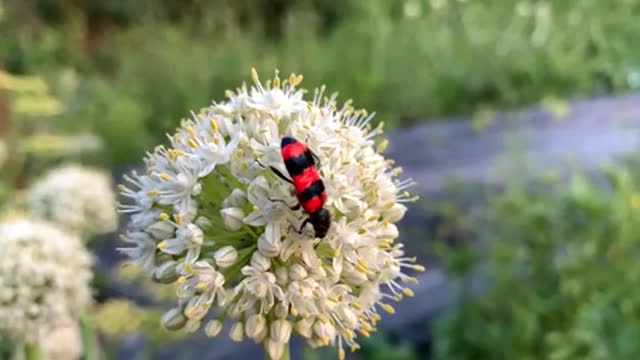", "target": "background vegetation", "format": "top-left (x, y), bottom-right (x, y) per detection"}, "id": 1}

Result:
top-left (3, 0), bottom-right (640, 166)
